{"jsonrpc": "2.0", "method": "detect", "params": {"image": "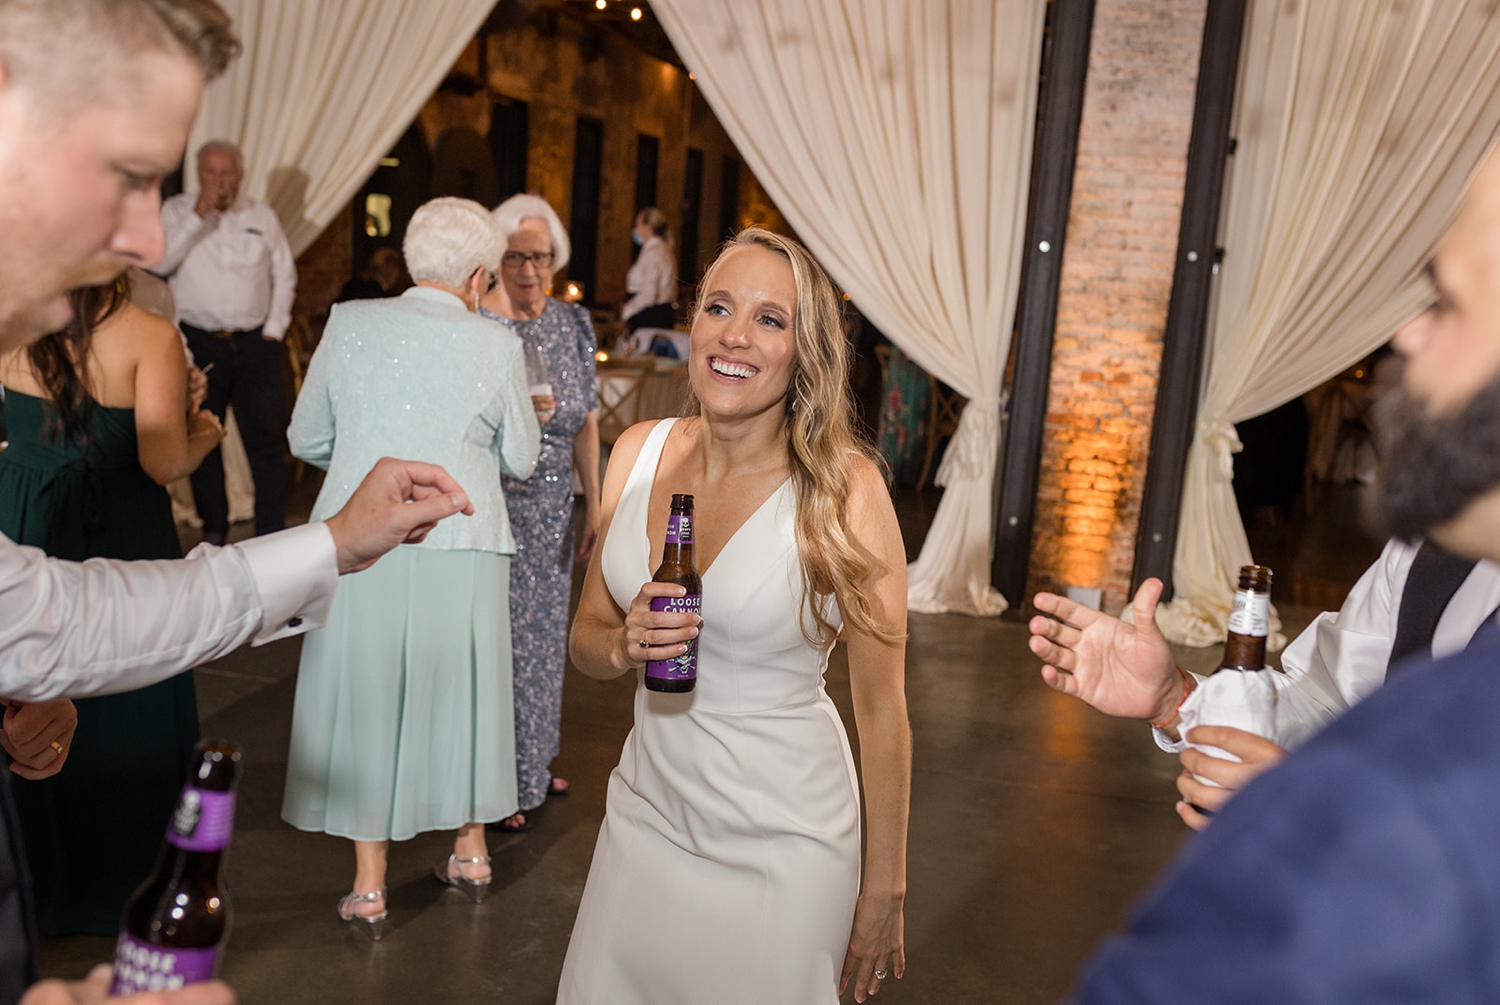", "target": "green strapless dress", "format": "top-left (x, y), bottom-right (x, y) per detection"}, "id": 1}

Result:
top-left (0, 387), bottom-right (198, 936)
